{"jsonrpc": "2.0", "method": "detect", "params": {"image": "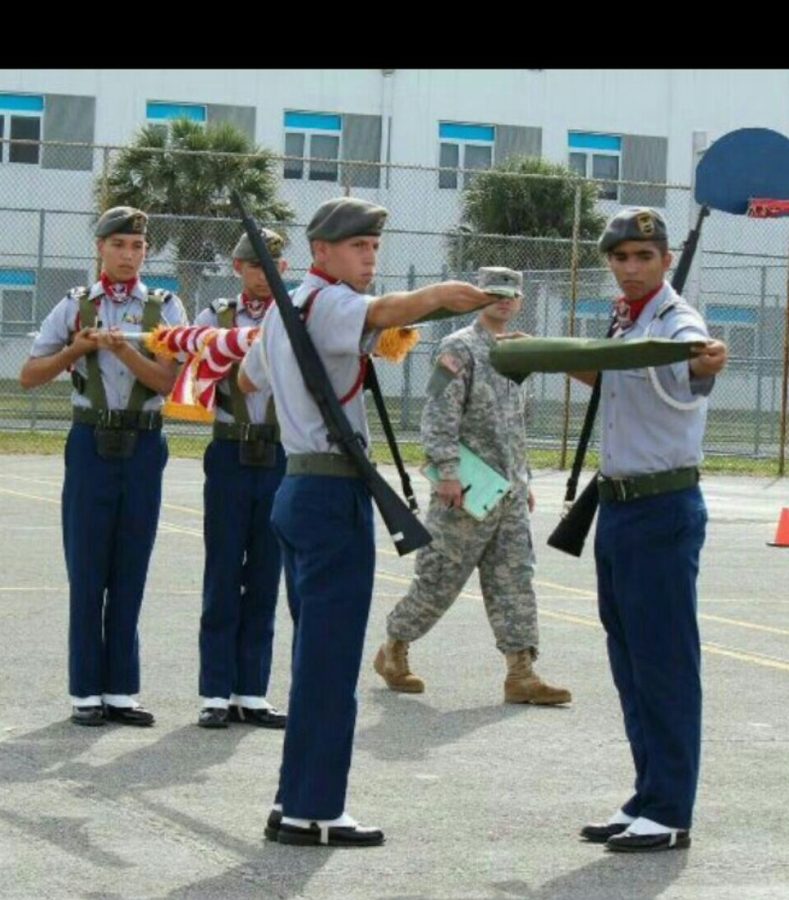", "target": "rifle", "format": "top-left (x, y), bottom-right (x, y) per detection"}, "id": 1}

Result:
top-left (364, 361), bottom-right (419, 512)
top-left (231, 193), bottom-right (432, 557)
top-left (547, 205), bottom-right (710, 557)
